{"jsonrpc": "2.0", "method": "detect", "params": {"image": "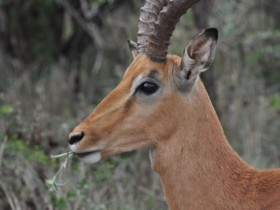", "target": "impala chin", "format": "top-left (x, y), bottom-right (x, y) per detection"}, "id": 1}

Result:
top-left (69, 142), bottom-right (104, 163)
top-left (75, 150), bottom-right (102, 164)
